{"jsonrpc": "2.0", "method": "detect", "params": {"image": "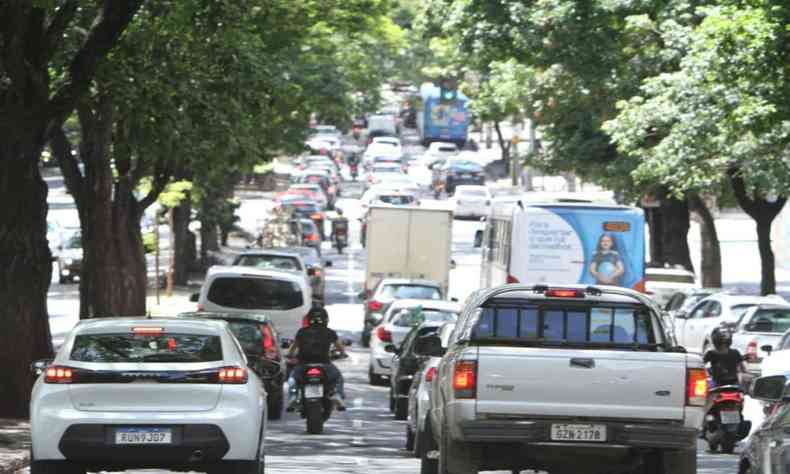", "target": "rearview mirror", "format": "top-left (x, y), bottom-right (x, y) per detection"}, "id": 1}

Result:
top-left (450, 259), bottom-right (457, 270)
top-left (752, 375), bottom-right (788, 402)
top-left (414, 335), bottom-right (445, 358)
top-left (189, 293), bottom-right (199, 302)
top-left (31, 359), bottom-right (53, 376)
